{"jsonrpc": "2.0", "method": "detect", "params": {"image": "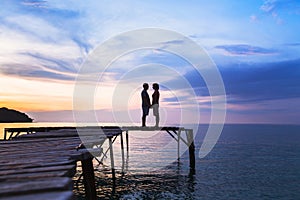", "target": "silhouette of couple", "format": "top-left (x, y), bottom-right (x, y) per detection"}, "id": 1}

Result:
top-left (141, 83), bottom-right (160, 127)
